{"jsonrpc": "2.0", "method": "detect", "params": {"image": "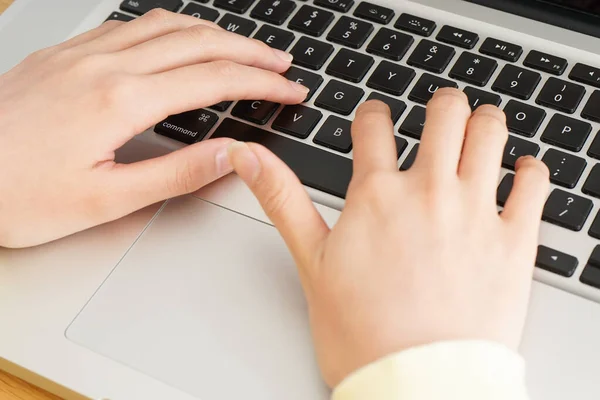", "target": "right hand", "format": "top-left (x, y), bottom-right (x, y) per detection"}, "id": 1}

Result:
top-left (228, 89), bottom-right (550, 388)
